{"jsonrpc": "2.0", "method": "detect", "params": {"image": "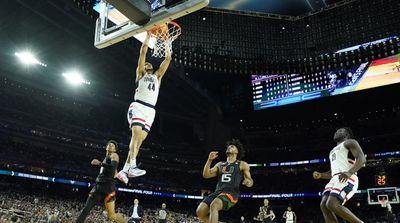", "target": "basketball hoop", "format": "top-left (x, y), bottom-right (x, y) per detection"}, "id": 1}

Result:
top-left (148, 21), bottom-right (181, 58)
